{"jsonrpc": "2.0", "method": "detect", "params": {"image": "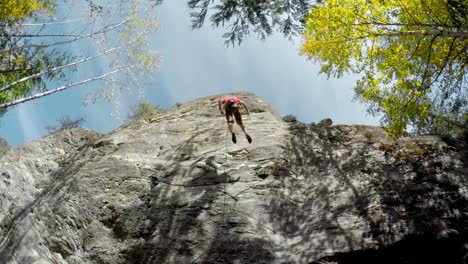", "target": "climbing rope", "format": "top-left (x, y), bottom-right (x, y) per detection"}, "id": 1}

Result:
top-left (190, 127), bottom-right (231, 263)
top-left (222, 126), bottom-right (229, 234)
